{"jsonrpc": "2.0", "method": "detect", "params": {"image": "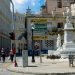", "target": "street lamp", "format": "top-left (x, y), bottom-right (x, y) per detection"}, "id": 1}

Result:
top-left (10, 0), bottom-right (18, 67)
top-left (31, 23), bottom-right (35, 62)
